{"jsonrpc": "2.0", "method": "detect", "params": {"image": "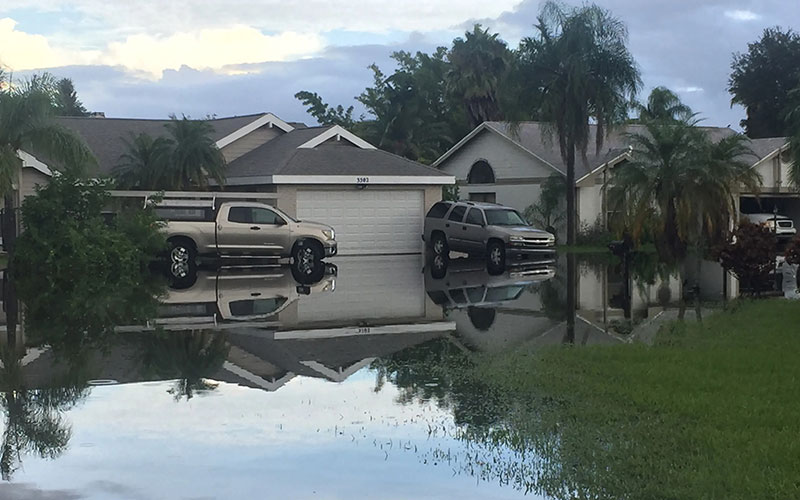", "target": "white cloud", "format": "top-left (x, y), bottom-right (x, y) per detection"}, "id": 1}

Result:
top-left (0, 0), bottom-right (523, 35)
top-left (0, 17), bottom-right (97, 71)
top-left (0, 18), bottom-right (323, 79)
top-left (101, 26), bottom-right (324, 79)
top-left (676, 86), bottom-right (704, 93)
top-left (724, 9), bottom-right (761, 22)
